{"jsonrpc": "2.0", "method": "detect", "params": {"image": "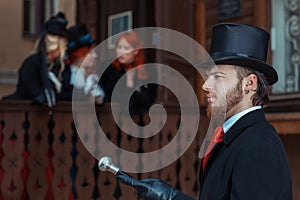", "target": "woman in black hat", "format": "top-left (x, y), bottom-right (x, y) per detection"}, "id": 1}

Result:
top-left (59, 23), bottom-right (105, 104)
top-left (3, 12), bottom-right (68, 107)
top-left (116, 23), bottom-right (292, 200)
